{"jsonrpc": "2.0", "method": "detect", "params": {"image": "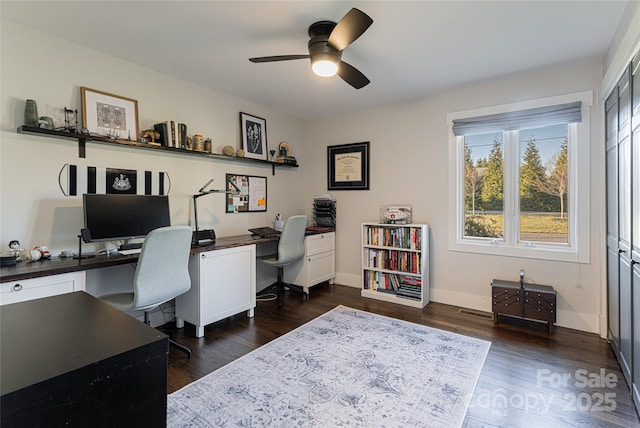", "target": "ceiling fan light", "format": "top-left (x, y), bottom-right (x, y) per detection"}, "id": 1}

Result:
top-left (311, 53), bottom-right (339, 77)
top-left (312, 60), bottom-right (339, 77)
